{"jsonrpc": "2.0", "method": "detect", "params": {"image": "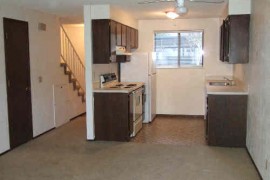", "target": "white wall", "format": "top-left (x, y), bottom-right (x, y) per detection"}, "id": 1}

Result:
top-left (138, 19), bottom-right (233, 115)
top-left (111, 6), bottom-right (138, 29)
top-left (229, 0), bottom-right (251, 15)
top-left (62, 24), bottom-right (85, 64)
top-left (0, 4), bottom-right (85, 154)
top-left (233, 0), bottom-right (270, 179)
